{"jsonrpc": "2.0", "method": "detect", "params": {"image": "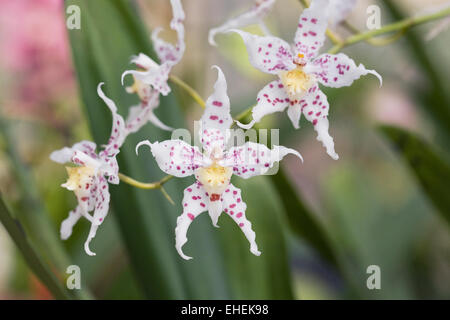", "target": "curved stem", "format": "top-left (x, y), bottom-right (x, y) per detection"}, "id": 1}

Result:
top-left (343, 21), bottom-right (407, 46)
top-left (328, 6), bottom-right (450, 53)
top-left (119, 173), bottom-right (173, 189)
top-left (169, 75), bottom-right (206, 109)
